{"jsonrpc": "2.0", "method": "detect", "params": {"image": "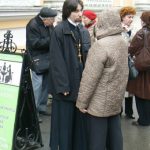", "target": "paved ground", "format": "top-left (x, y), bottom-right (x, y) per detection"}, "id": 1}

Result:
top-left (37, 99), bottom-right (150, 150)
